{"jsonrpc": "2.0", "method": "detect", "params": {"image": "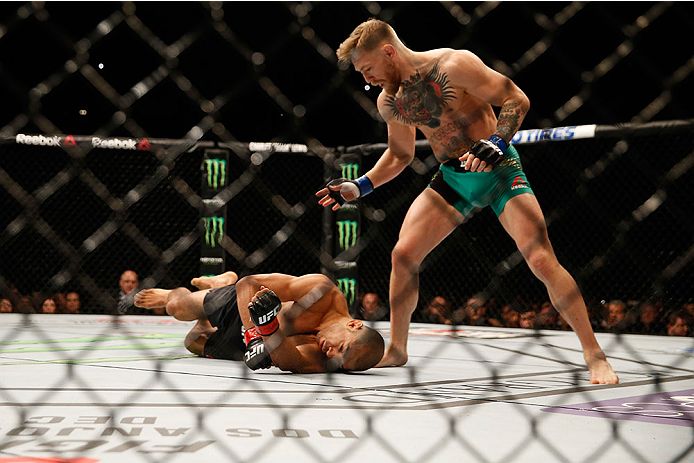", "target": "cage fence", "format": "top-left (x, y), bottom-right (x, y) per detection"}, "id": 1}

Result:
top-left (1, 1), bottom-right (694, 462)
top-left (1, 121), bottom-right (693, 461)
